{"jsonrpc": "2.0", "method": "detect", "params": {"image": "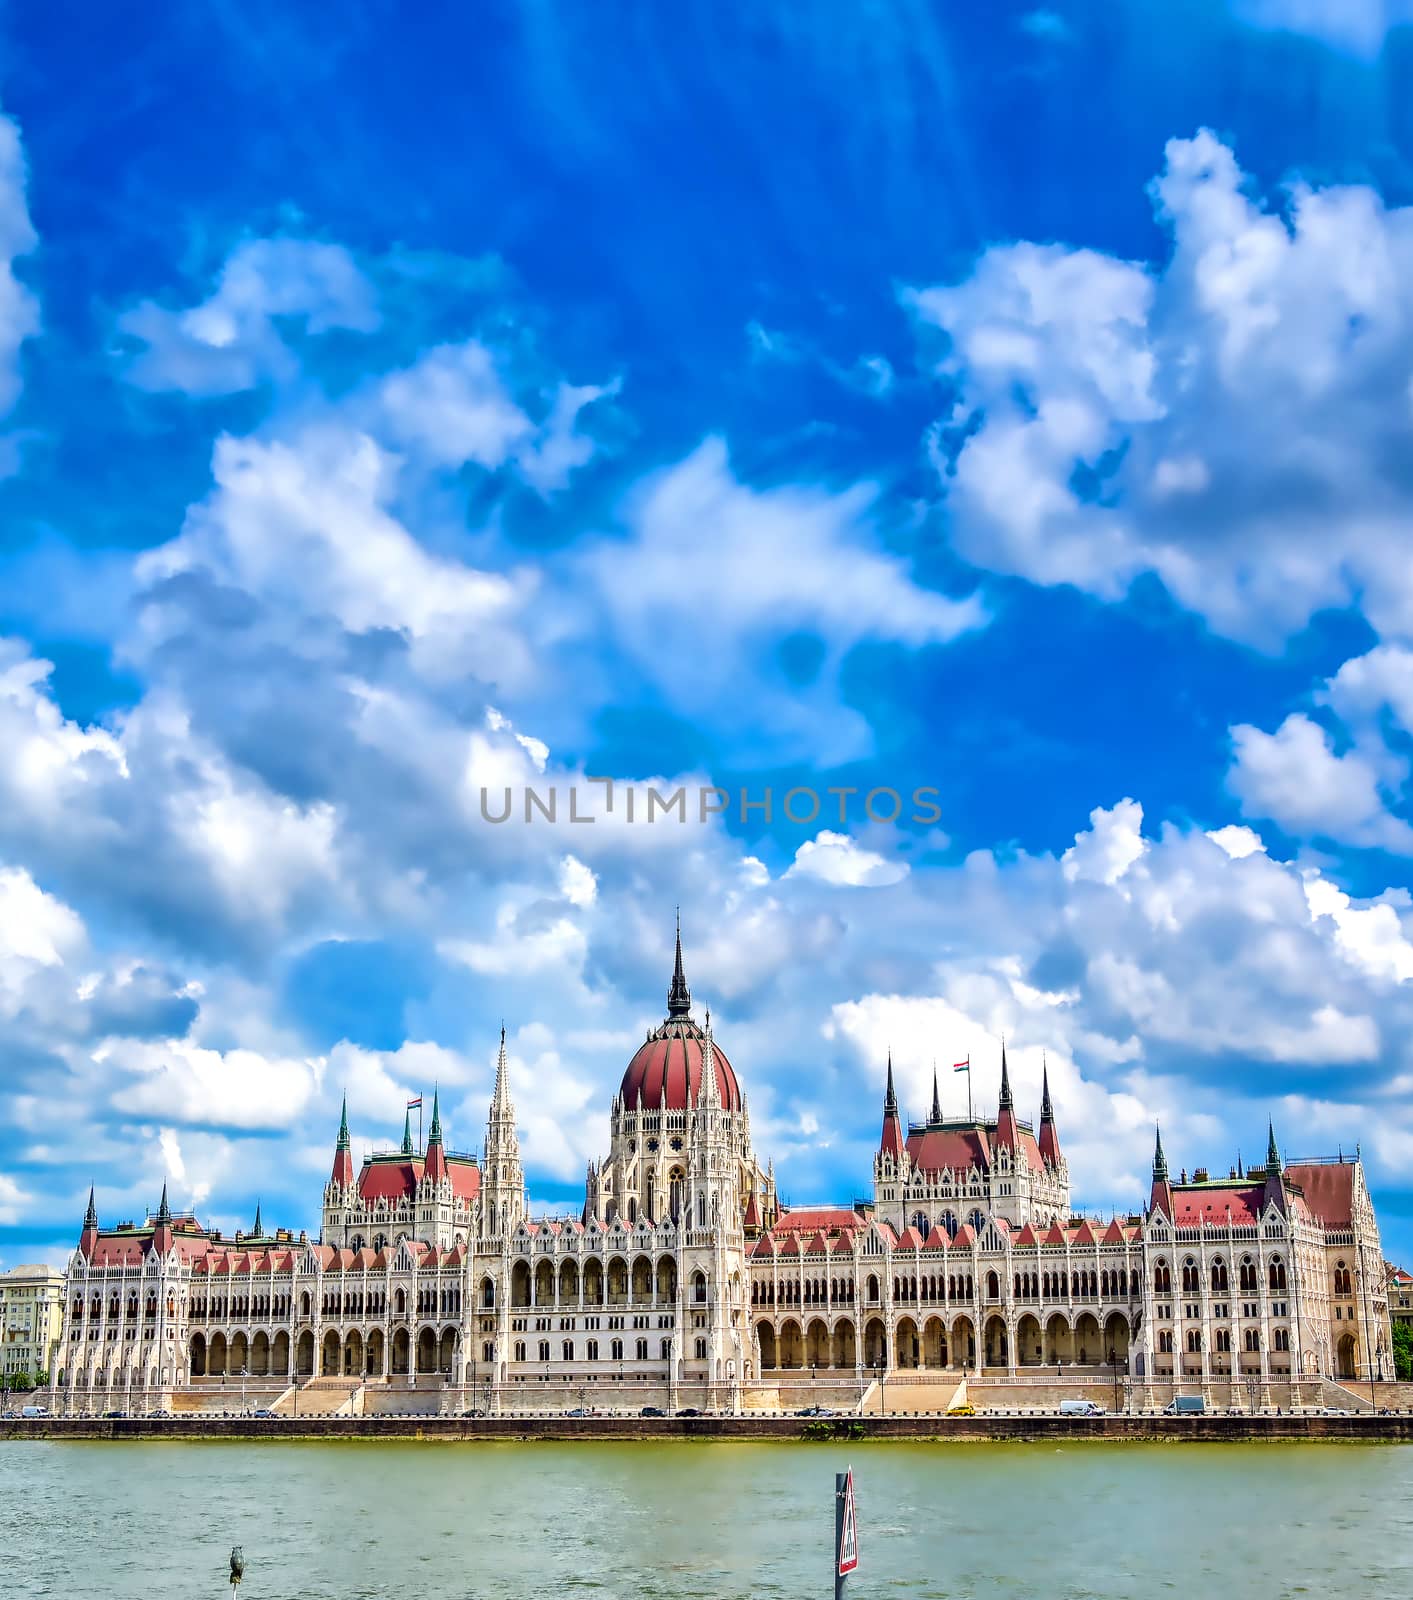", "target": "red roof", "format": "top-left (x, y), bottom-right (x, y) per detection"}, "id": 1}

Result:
top-left (1170, 1183), bottom-right (1264, 1228)
top-left (1013, 1223), bottom-right (1038, 1248)
top-left (619, 1019), bottom-right (742, 1112)
top-left (1043, 1221), bottom-right (1067, 1246)
top-left (358, 1156), bottom-right (422, 1201)
top-left (1101, 1218), bottom-right (1127, 1245)
top-left (1285, 1162), bottom-right (1354, 1229)
top-left (905, 1126), bottom-right (990, 1173)
top-left (772, 1207), bottom-right (861, 1236)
